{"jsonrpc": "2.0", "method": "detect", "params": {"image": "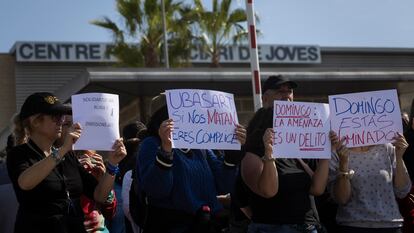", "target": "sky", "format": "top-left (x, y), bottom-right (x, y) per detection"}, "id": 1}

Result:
top-left (1, 0), bottom-right (414, 53)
